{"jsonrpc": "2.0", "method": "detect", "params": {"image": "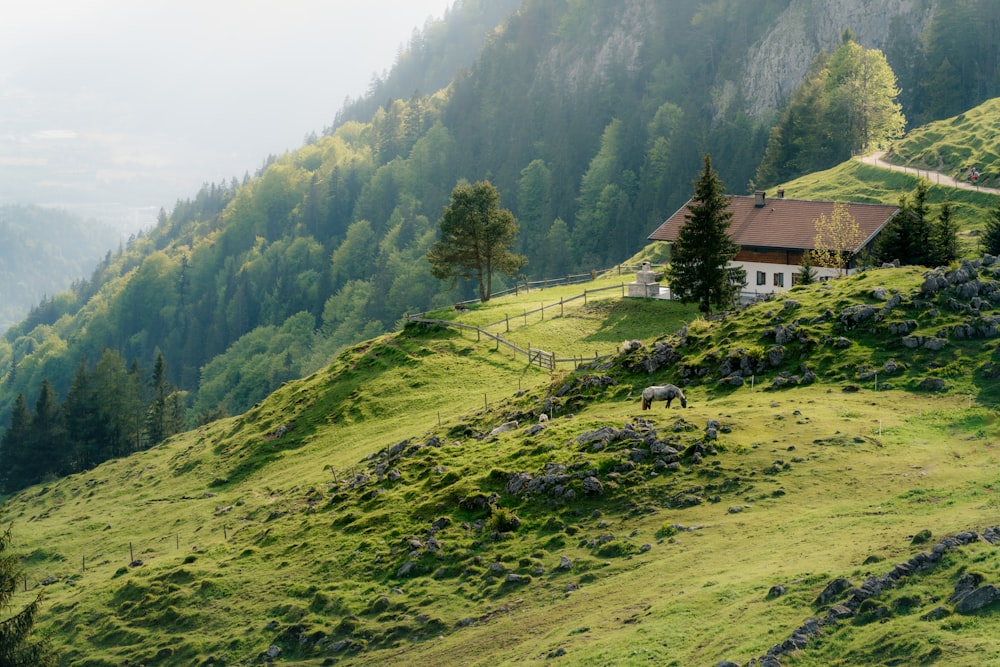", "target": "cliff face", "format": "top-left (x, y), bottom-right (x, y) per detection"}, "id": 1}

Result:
top-left (737, 0), bottom-right (936, 118)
